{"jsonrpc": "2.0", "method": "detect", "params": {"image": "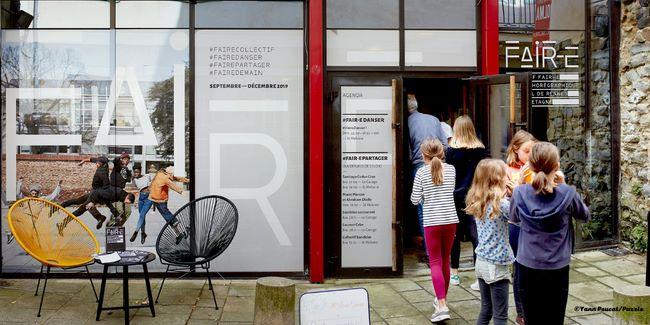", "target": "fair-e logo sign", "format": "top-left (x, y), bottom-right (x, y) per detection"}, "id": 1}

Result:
top-left (505, 40), bottom-right (579, 69)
